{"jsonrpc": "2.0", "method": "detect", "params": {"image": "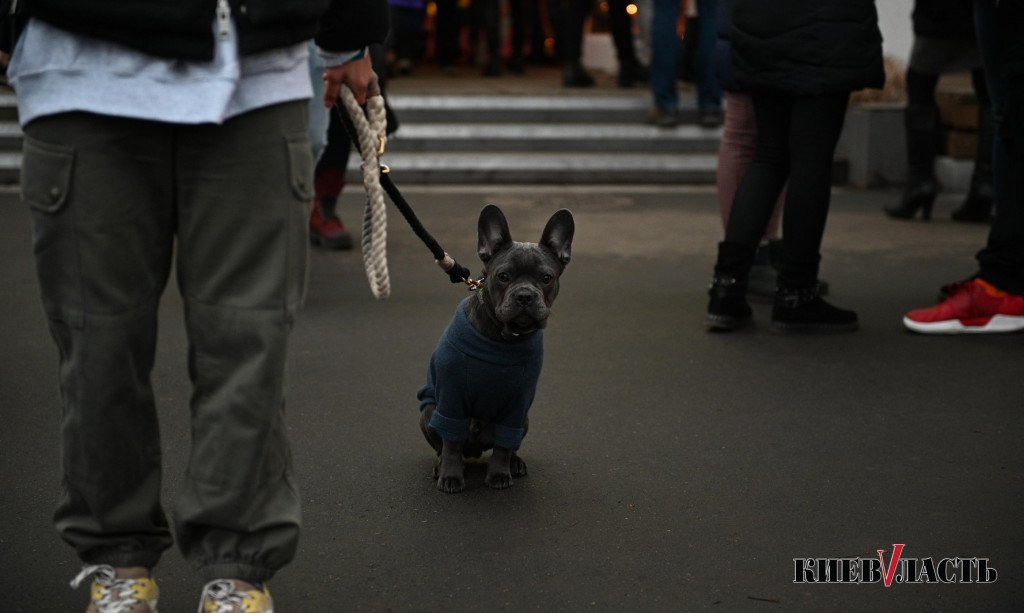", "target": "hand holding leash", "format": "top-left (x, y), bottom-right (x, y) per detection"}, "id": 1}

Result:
top-left (322, 54), bottom-right (374, 107)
